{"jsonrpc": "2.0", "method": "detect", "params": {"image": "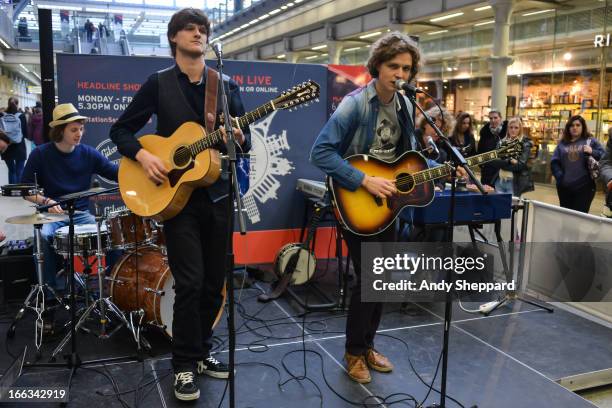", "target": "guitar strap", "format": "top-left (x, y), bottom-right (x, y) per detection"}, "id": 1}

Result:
top-left (205, 67), bottom-right (219, 133)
